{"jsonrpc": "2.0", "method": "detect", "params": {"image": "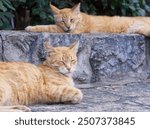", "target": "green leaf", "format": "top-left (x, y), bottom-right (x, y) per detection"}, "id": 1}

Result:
top-left (47, 15), bottom-right (54, 21)
top-left (1, 22), bottom-right (12, 29)
top-left (4, 0), bottom-right (11, 5)
top-left (32, 8), bottom-right (40, 15)
top-left (0, 14), bottom-right (9, 24)
top-left (19, 0), bottom-right (26, 3)
top-left (39, 11), bottom-right (47, 19)
top-left (0, 19), bottom-right (3, 26)
top-left (0, 11), bottom-right (13, 29)
top-left (145, 5), bottom-right (150, 11)
top-left (3, 12), bottom-right (14, 18)
top-left (129, 5), bottom-right (136, 11)
top-left (0, 13), bottom-right (5, 19)
top-left (111, 5), bottom-right (115, 10)
top-left (36, 0), bottom-right (46, 7)
top-left (121, 8), bottom-right (126, 15)
top-left (81, 3), bottom-right (89, 13)
top-left (3, 1), bottom-right (15, 11)
top-left (137, 8), bottom-right (145, 16)
top-left (132, 0), bottom-right (139, 3)
top-left (0, 1), bottom-right (7, 12)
